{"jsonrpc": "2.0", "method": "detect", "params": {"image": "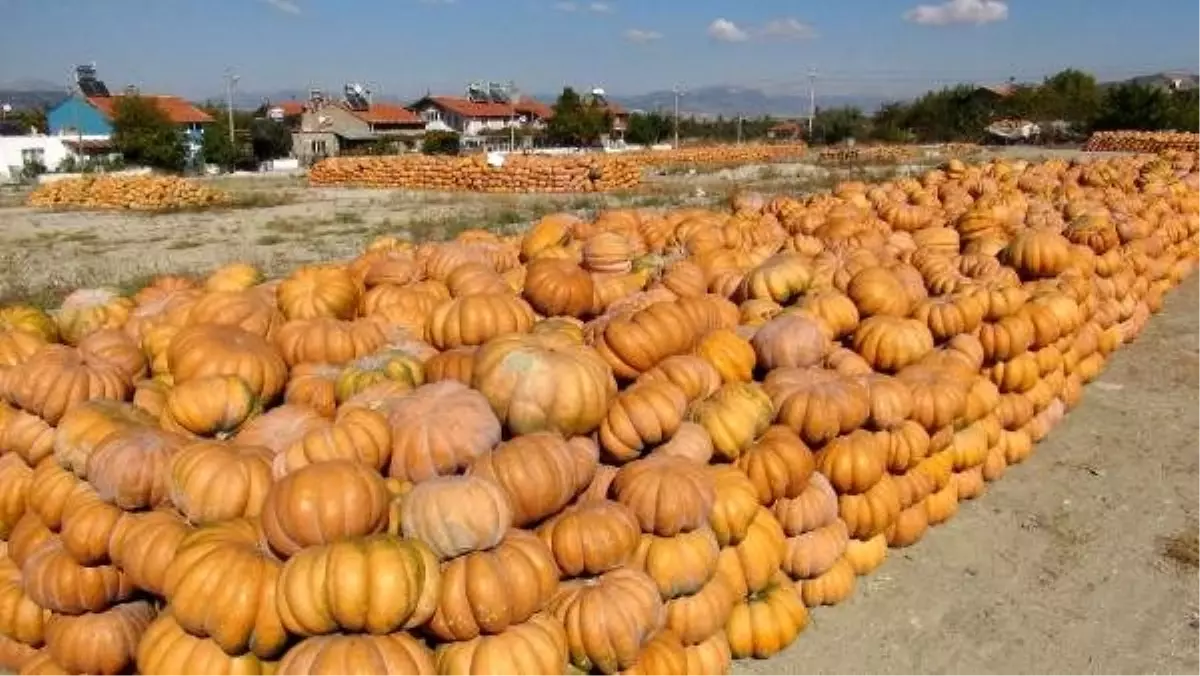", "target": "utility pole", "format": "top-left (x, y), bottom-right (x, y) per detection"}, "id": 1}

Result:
top-left (736, 114), bottom-right (743, 145)
top-left (807, 68), bottom-right (817, 142)
top-left (672, 84), bottom-right (685, 149)
top-left (224, 68), bottom-right (239, 149)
